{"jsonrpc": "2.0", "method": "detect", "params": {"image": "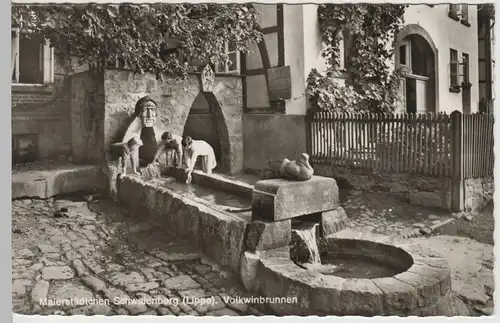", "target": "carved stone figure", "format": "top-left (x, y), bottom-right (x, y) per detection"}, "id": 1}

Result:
top-left (268, 153), bottom-right (314, 181)
top-left (200, 64), bottom-right (215, 92)
top-left (105, 137), bottom-right (143, 200)
top-left (182, 136), bottom-right (217, 183)
top-left (121, 95), bottom-right (173, 167)
top-left (151, 131), bottom-right (184, 168)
